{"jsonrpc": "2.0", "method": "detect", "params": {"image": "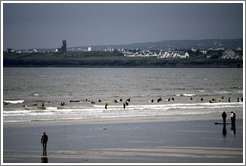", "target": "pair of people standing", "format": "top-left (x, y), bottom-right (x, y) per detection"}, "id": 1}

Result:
top-left (222, 111), bottom-right (236, 127)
